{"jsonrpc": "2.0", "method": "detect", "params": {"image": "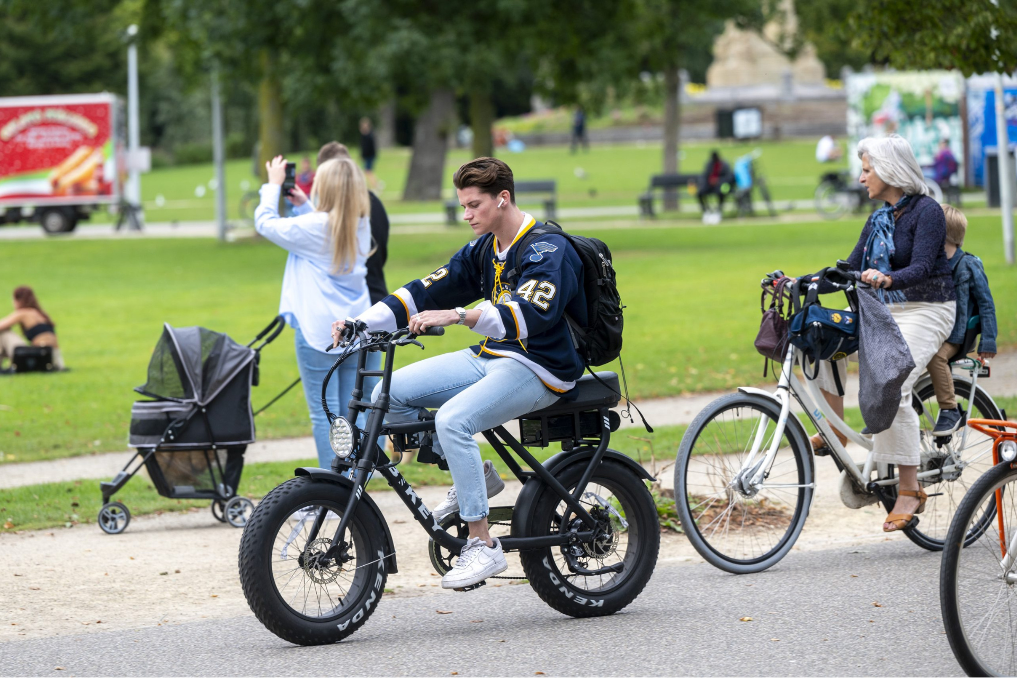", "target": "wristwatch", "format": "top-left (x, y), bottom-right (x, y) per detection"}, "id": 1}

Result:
top-left (455, 307), bottom-right (467, 325)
